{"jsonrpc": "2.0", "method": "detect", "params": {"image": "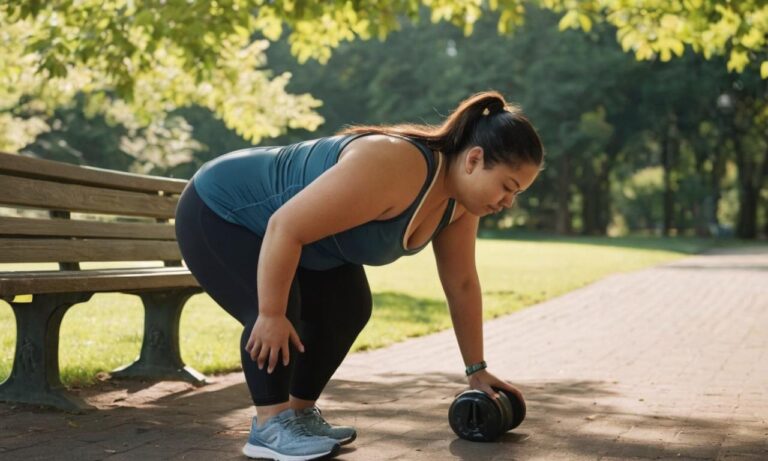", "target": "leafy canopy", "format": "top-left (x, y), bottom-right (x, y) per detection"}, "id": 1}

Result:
top-left (1, 1), bottom-right (765, 152)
